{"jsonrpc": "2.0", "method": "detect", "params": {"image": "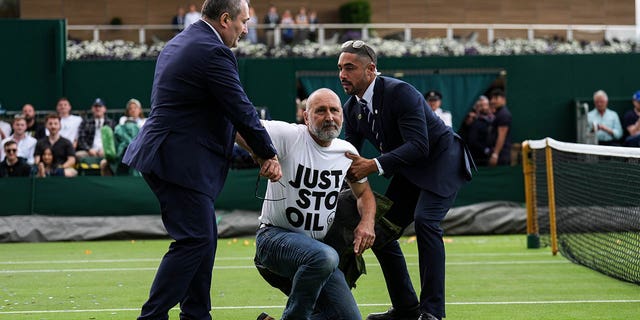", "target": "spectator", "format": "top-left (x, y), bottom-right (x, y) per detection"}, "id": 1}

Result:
top-left (35, 146), bottom-right (65, 177)
top-left (184, 3), bottom-right (201, 28)
top-left (466, 97), bottom-right (495, 166)
top-left (172, 6), bottom-right (186, 32)
top-left (0, 115), bottom-right (37, 165)
top-left (0, 117), bottom-right (10, 140)
top-left (22, 103), bottom-right (46, 139)
top-left (246, 6), bottom-right (258, 44)
top-left (308, 10), bottom-right (318, 42)
top-left (35, 113), bottom-right (77, 177)
top-left (55, 97), bottom-right (83, 149)
top-left (488, 88), bottom-right (512, 166)
top-left (263, 4), bottom-right (280, 47)
top-left (424, 90), bottom-right (452, 127)
top-left (458, 95), bottom-right (488, 142)
top-left (100, 119), bottom-right (141, 176)
top-left (280, 9), bottom-right (295, 45)
top-left (118, 98), bottom-right (146, 128)
top-left (0, 140), bottom-right (32, 177)
top-left (588, 89), bottom-right (623, 146)
top-left (294, 7), bottom-right (309, 42)
top-left (622, 90), bottom-right (640, 147)
top-left (239, 88), bottom-right (376, 320)
top-left (76, 98), bottom-right (115, 160)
